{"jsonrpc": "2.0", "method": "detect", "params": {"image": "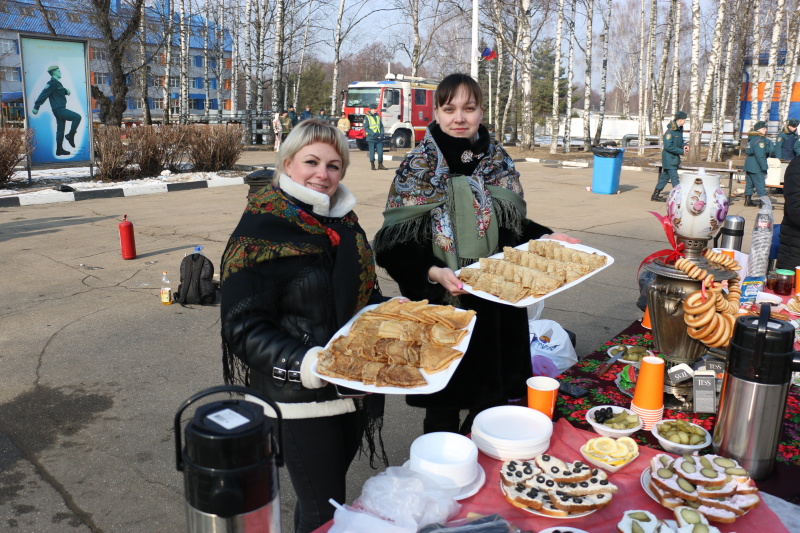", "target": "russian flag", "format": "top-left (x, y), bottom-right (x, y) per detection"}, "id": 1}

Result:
top-left (481, 48), bottom-right (497, 61)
